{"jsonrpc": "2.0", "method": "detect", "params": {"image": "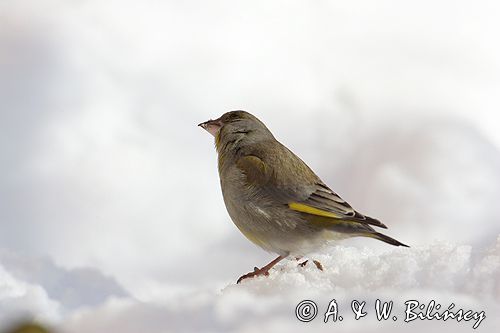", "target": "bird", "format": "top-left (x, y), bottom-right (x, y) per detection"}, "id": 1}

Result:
top-left (198, 111), bottom-right (408, 283)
